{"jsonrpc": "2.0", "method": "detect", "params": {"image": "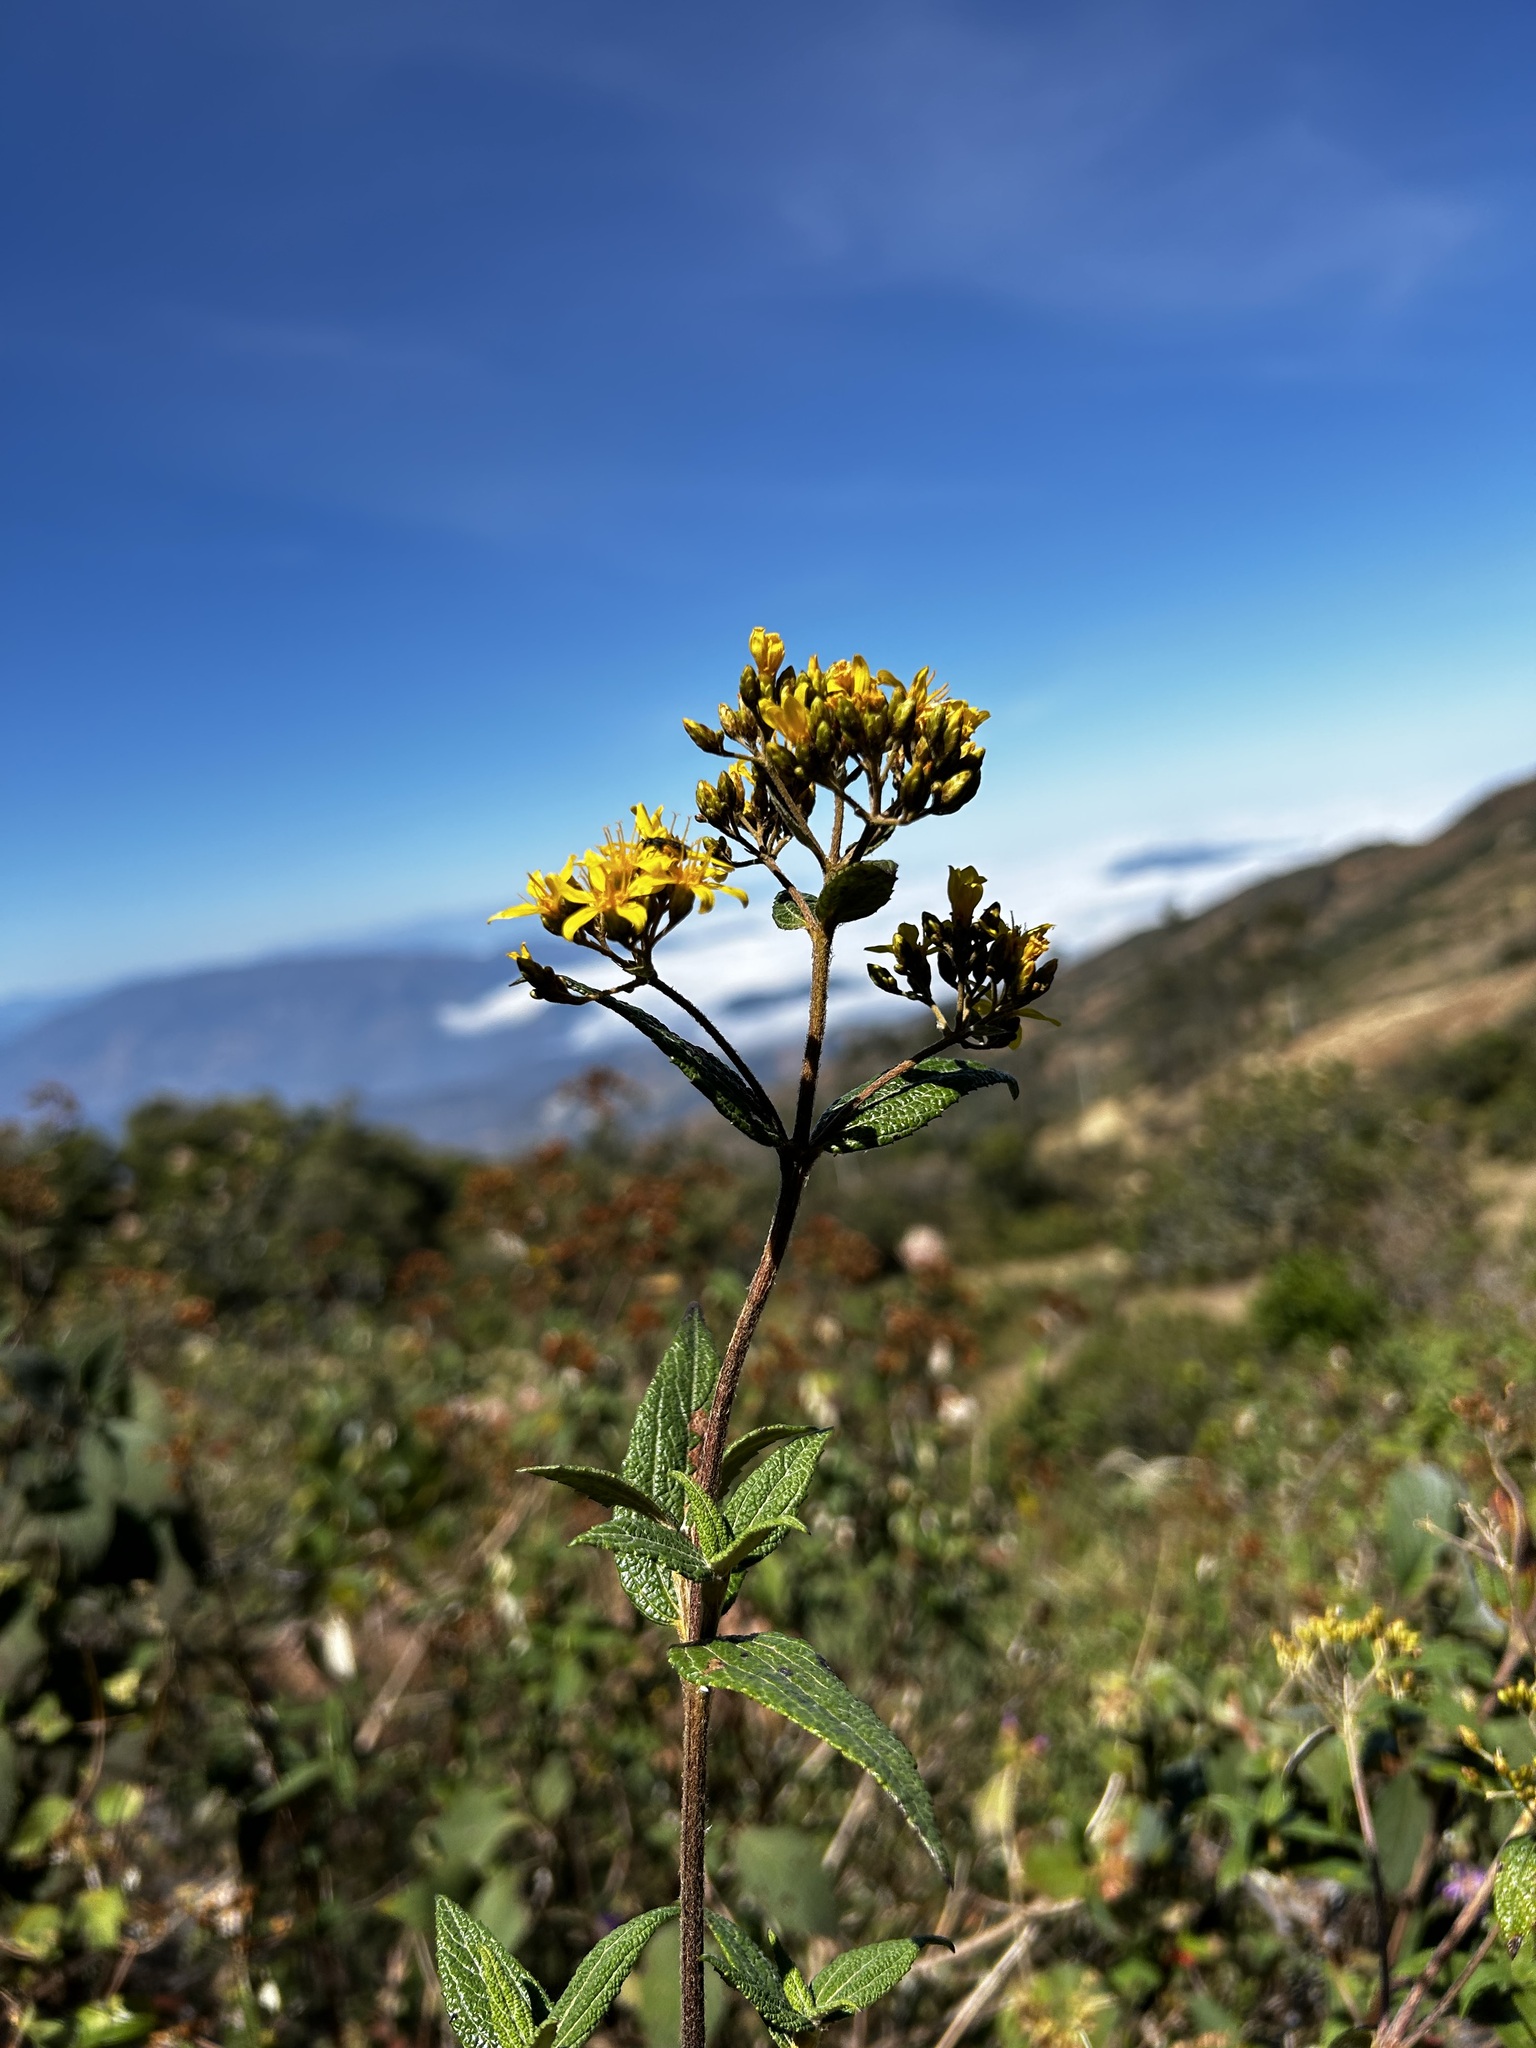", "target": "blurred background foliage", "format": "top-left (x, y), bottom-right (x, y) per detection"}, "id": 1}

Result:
top-left (4, 1002), bottom-right (1536, 2047)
